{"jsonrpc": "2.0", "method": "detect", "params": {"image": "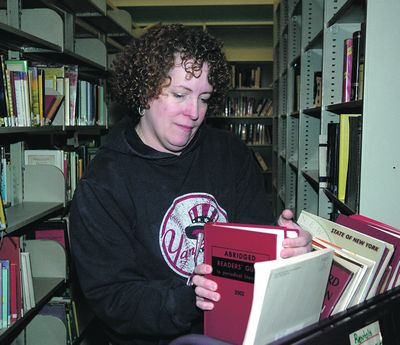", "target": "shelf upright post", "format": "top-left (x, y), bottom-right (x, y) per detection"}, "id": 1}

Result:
top-left (6, 0), bottom-right (21, 60)
top-left (296, 0), bottom-right (324, 219)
